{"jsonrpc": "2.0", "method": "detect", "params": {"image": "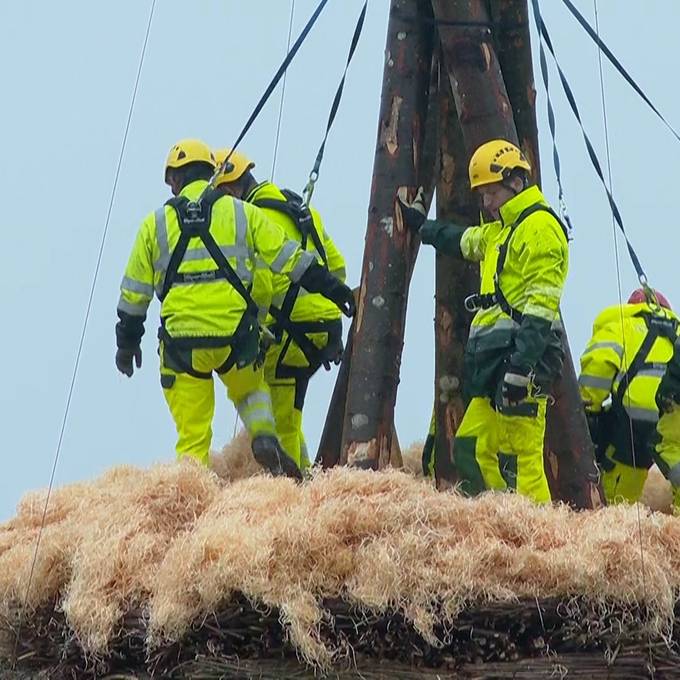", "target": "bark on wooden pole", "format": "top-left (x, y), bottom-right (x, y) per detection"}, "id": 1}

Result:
top-left (433, 63), bottom-right (479, 488)
top-left (339, 0), bottom-right (438, 469)
top-left (490, 0), bottom-right (603, 508)
top-left (489, 0), bottom-right (542, 176)
top-left (317, 298), bottom-right (403, 468)
top-left (432, 0), bottom-right (519, 150)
